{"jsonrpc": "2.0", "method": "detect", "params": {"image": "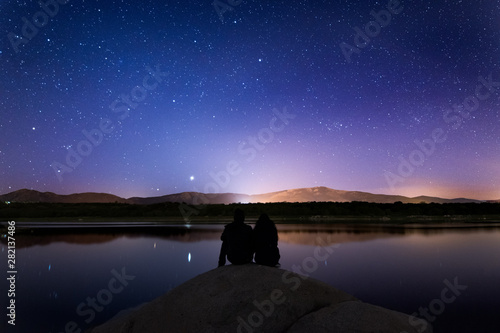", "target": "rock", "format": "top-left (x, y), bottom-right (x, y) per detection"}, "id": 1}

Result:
top-left (286, 301), bottom-right (427, 333)
top-left (89, 264), bottom-right (431, 333)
